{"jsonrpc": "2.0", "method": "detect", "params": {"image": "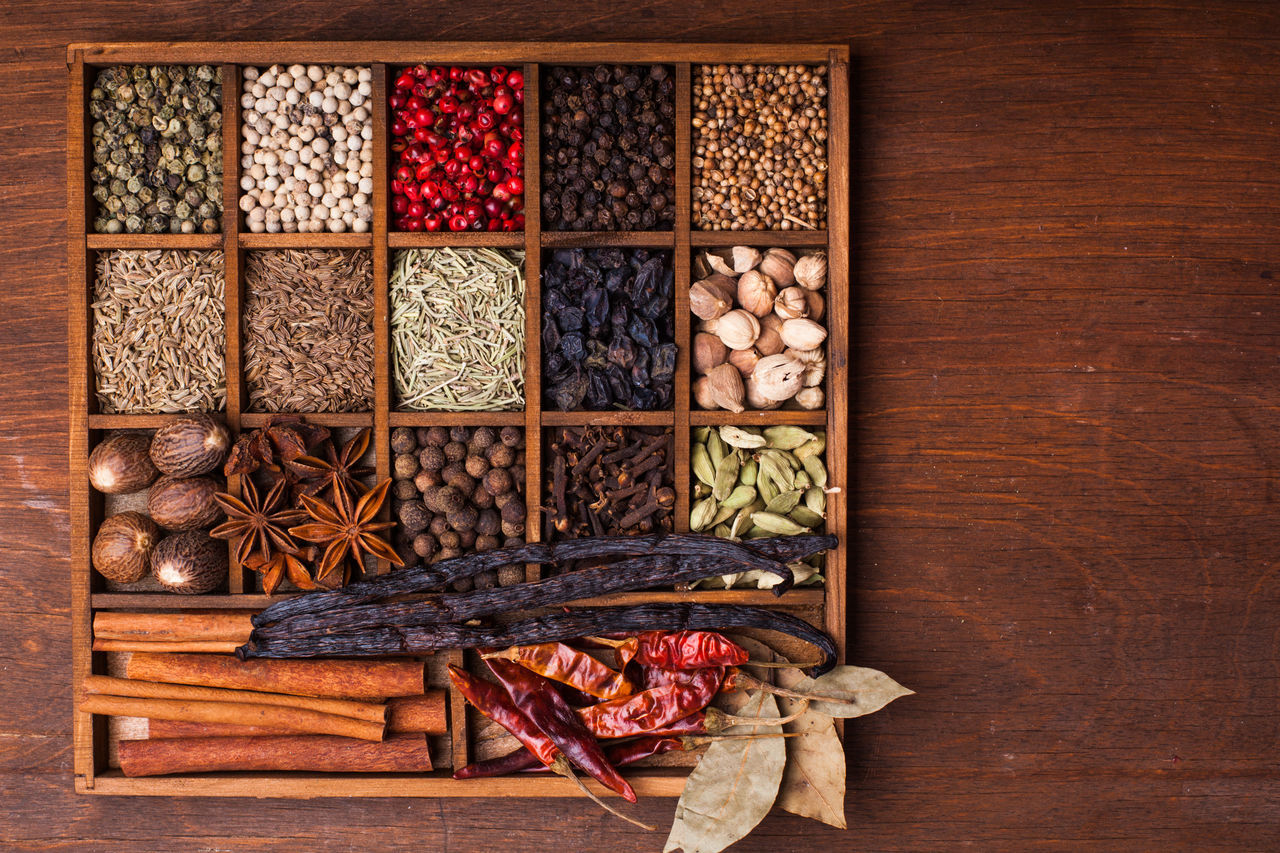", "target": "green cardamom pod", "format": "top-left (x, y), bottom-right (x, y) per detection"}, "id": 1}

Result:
top-left (804, 486), bottom-right (826, 514)
top-left (794, 470), bottom-right (812, 490)
top-left (707, 429), bottom-right (727, 470)
top-left (743, 525), bottom-right (771, 539)
top-left (720, 425), bottom-right (768, 449)
top-left (756, 465), bottom-right (780, 504)
top-left (713, 523), bottom-right (733, 539)
top-left (760, 452), bottom-right (796, 490)
top-left (763, 426), bottom-right (816, 450)
top-left (694, 482), bottom-right (710, 499)
top-left (803, 455), bottom-right (828, 488)
top-left (751, 511), bottom-right (809, 535)
top-left (730, 506), bottom-right (754, 538)
top-left (712, 451), bottom-right (742, 501)
top-left (691, 442), bottom-right (715, 487)
top-left (739, 458), bottom-right (758, 487)
top-left (766, 489), bottom-right (804, 514)
top-left (692, 426), bottom-right (712, 444)
top-left (722, 484), bottom-right (757, 509)
top-left (795, 432), bottom-right (827, 461)
top-left (710, 502), bottom-right (738, 528)
top-left (690, 497), bottom-right (719, 531)
top-left (789, 506), bottom-right (825, 528)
